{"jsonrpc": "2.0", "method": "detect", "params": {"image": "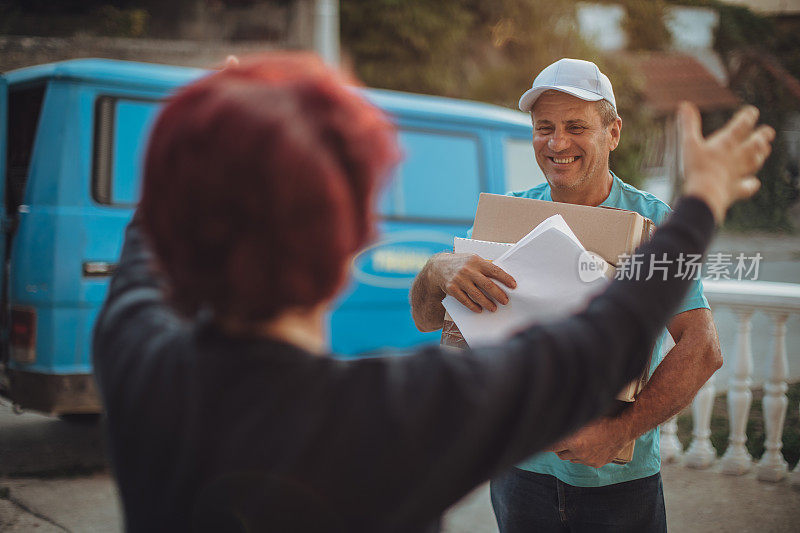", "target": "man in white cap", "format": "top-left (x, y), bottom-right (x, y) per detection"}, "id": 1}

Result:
top-left (410, 58), bottom-right (720, 531)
